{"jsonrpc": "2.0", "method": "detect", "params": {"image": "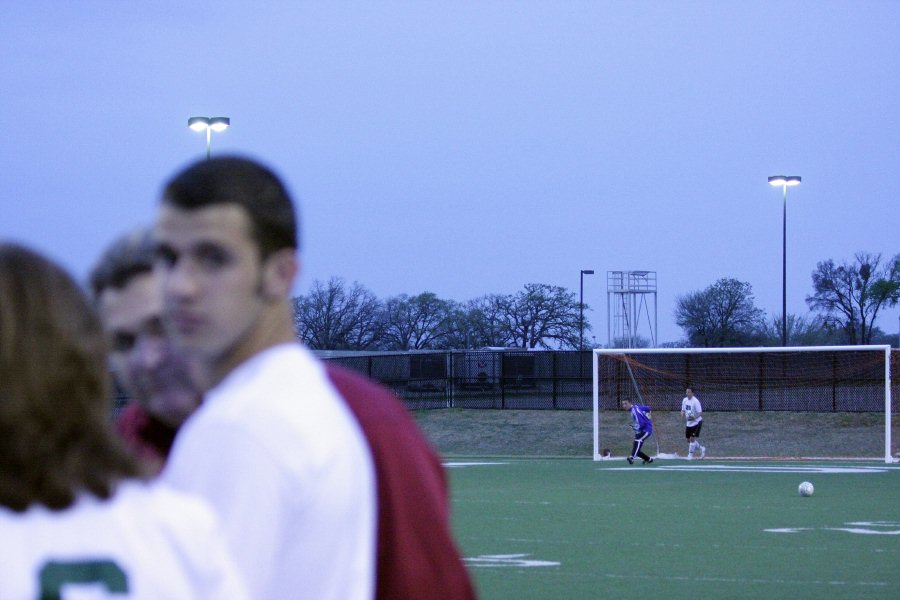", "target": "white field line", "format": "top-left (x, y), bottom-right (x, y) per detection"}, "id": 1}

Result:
top-left (598, 571), bottom-right (894, 589)
top-left (609, 464), bottom-right (897, 473)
